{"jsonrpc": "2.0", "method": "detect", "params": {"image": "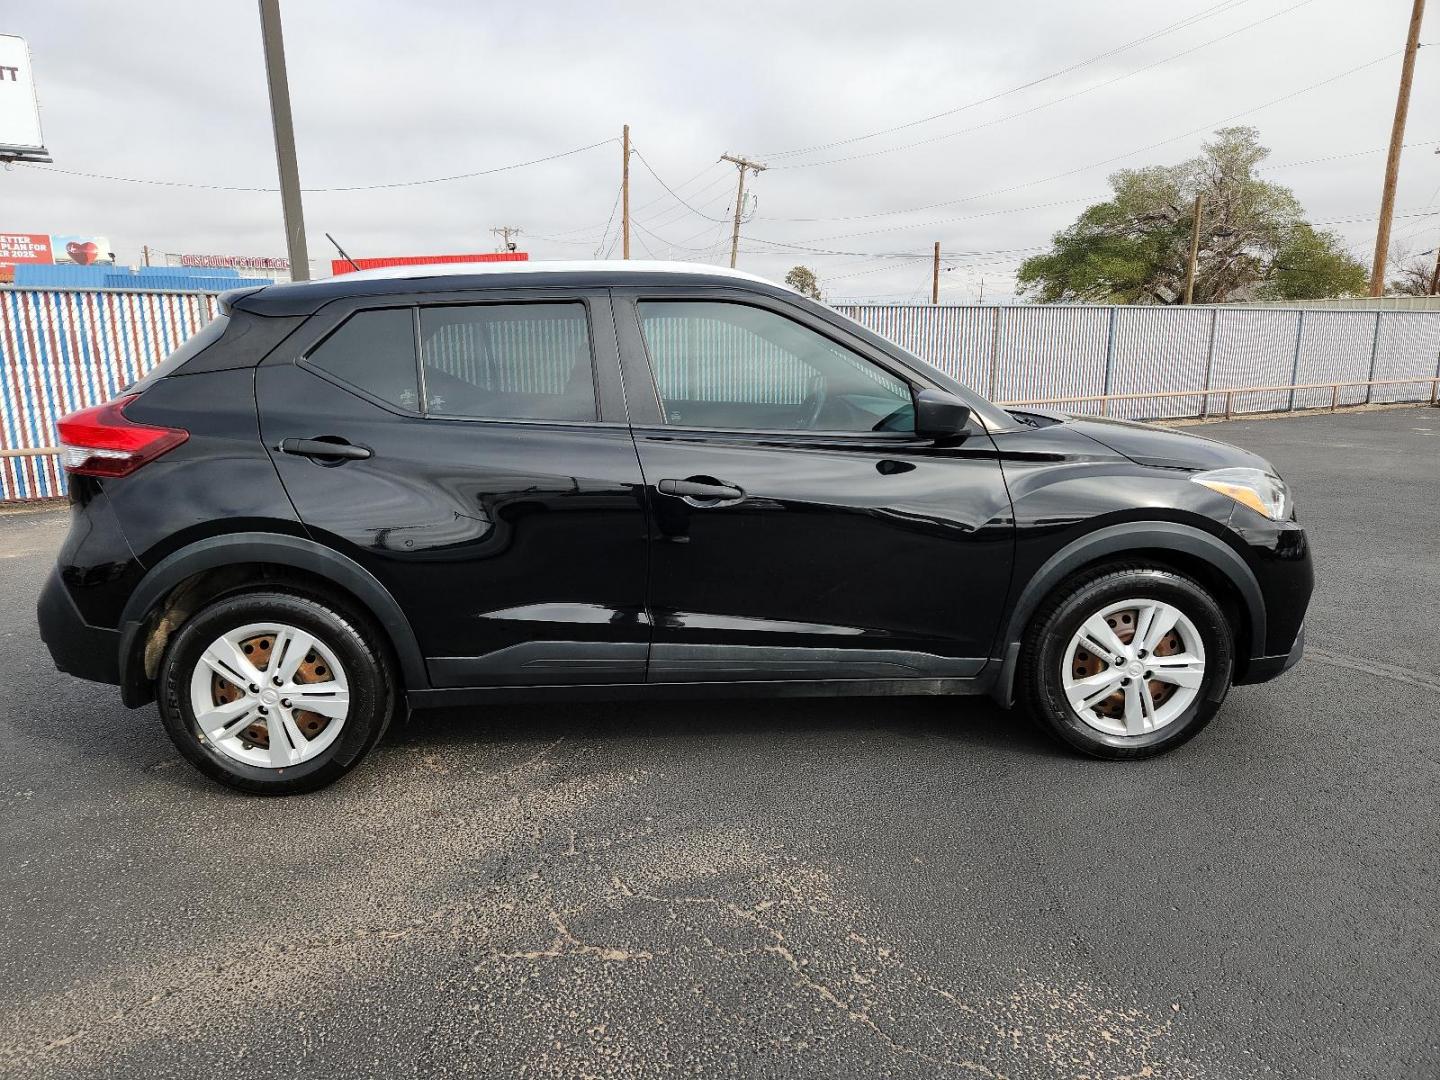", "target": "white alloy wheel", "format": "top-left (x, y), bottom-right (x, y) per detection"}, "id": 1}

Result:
top-left (1060, 599), bottom-right (1207, 738)
top-left (187, 622), bottom-right (351, 769)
